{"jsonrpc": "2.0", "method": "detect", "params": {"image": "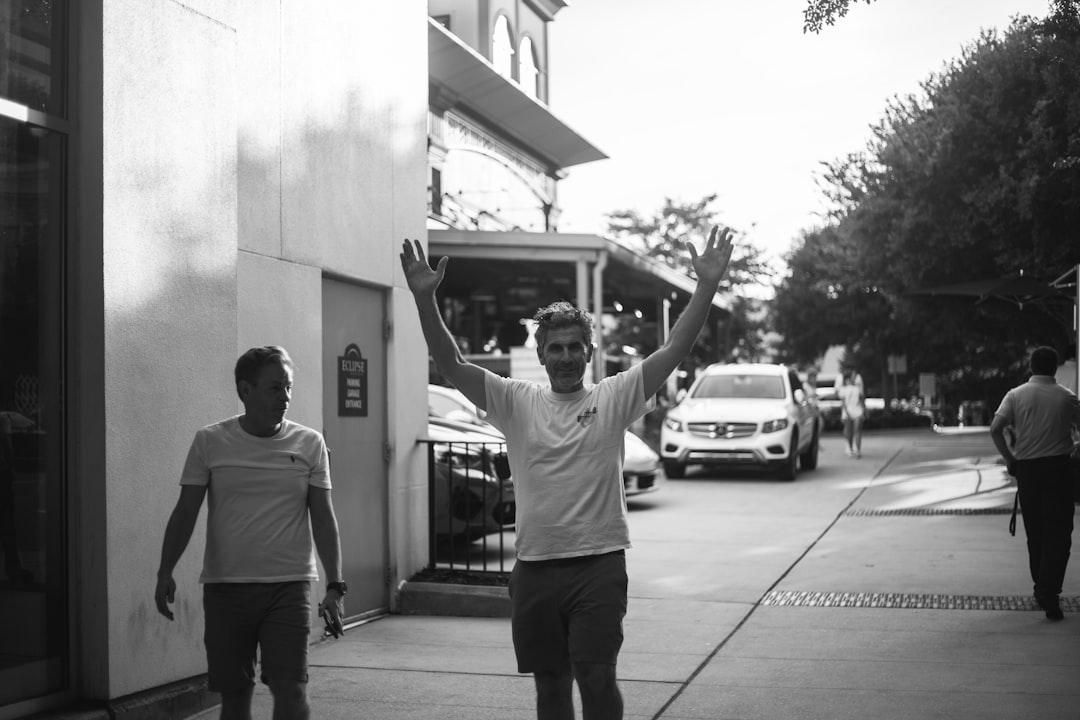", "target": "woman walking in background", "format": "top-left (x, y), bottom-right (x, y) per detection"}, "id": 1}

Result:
top-left (838, 371), bottom-right (866, 458)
